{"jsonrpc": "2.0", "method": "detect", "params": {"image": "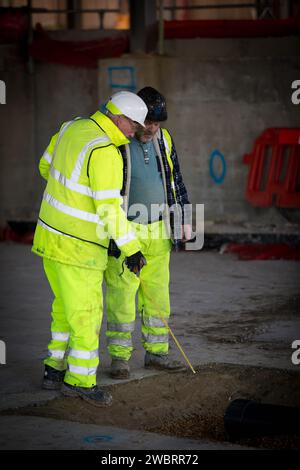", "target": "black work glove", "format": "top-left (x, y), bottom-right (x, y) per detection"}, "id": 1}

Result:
top-left (108, 239), bottom-right (121, 259)
top-left (125, 251), bottom-right (146, 275)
